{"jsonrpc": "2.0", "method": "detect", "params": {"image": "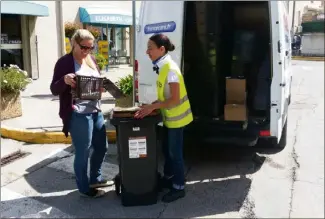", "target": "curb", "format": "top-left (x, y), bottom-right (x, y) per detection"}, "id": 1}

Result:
top-left (1, 126), bottom-right (116, 144)
top-left (292, 56), bottom-right (324, 61)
